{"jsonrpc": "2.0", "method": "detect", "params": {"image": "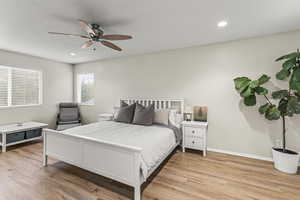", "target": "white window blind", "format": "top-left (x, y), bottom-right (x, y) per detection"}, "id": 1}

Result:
top-left (0, 67), bottom-right (8, 106)
top-left (77, 73), bottom-right (94, 105)
top-left (0, 66), bottom-right (42, 108)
